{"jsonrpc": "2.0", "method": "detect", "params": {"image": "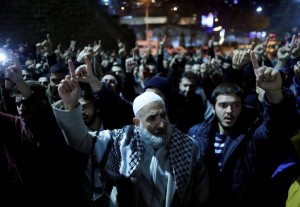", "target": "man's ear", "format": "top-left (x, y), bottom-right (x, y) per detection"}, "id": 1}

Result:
top-left (211, 103), bottom-right (216, 114)
top-left (133, 117), bottom-right (140, 126)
